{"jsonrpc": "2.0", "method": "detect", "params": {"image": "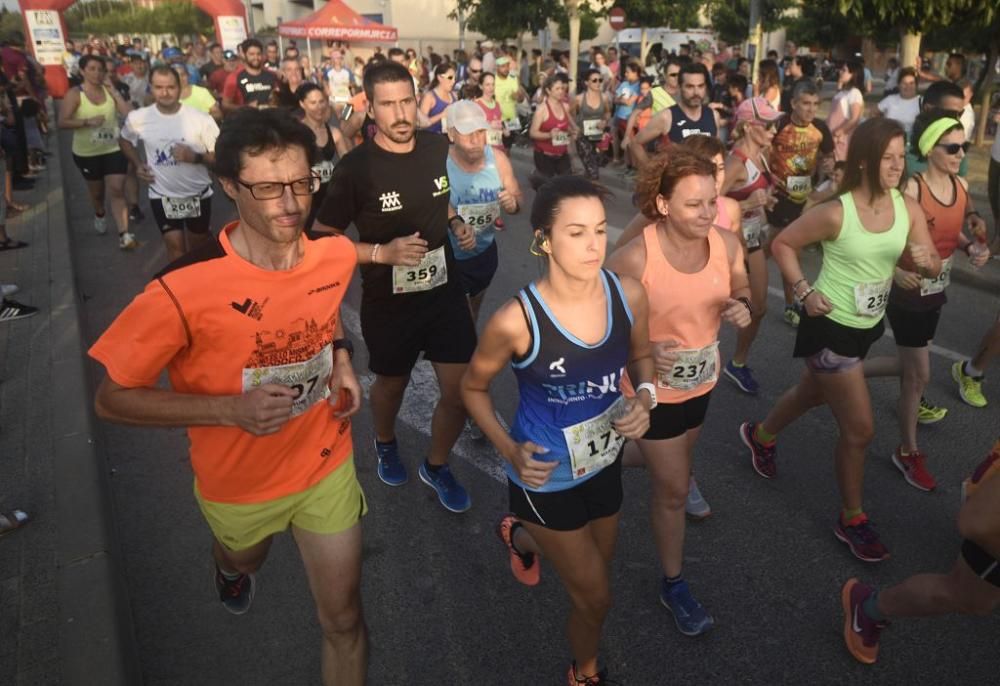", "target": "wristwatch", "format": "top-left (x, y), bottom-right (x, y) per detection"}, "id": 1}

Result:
top-left (333, 338), bottom-right (354, 360)
top-left (635, 382), bottom-right (658, 410)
